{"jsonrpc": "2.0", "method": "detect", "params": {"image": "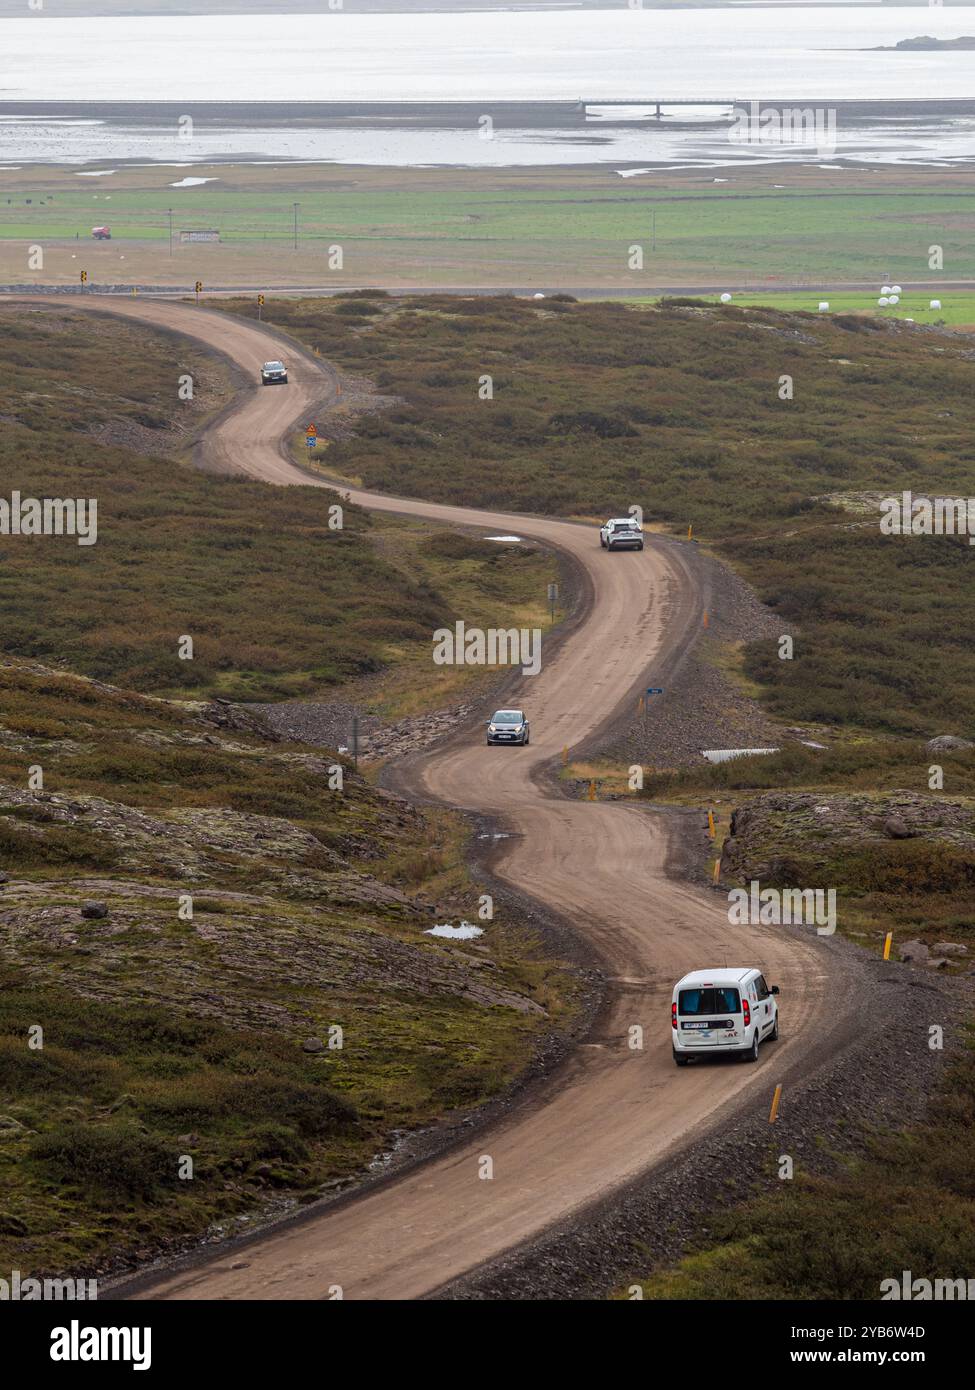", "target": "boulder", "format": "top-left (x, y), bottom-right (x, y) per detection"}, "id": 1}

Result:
top-left (81, 901), bottom-right (109, 919)
top-left (899, 939), bottom-right (930, 963)
top-left (302, 1037), bottom-right (325, 1054)
top-left (925, 735), bottom-right (973, 753)
top-left (932, 942), bottom-right (968, 957)
top-left (883, 814), bottom-right (914, 839)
